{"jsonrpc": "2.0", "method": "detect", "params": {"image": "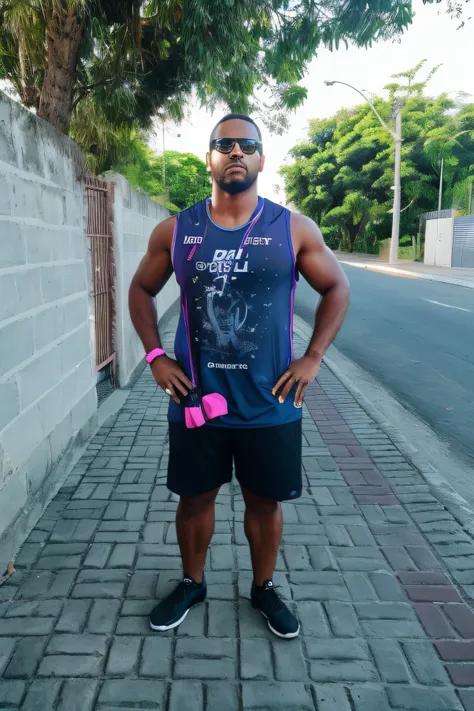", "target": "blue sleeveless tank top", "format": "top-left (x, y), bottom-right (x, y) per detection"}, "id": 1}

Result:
top-left (168, 196), bottom-right (301, 428)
